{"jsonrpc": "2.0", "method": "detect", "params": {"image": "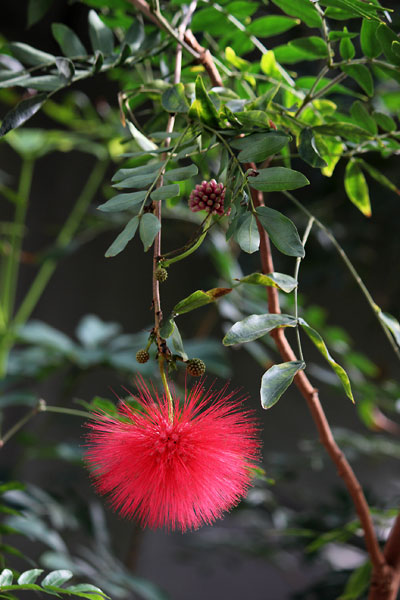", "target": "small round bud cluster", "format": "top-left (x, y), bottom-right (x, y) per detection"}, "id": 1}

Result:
top-left (189, 180), bottom-right (228, 216)
top-left (186, 358), bottom-right (206, 377)
top-left (155, 267), bottom-right (168, 283)
top-left (136, 349), bottom-right (150, 364)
